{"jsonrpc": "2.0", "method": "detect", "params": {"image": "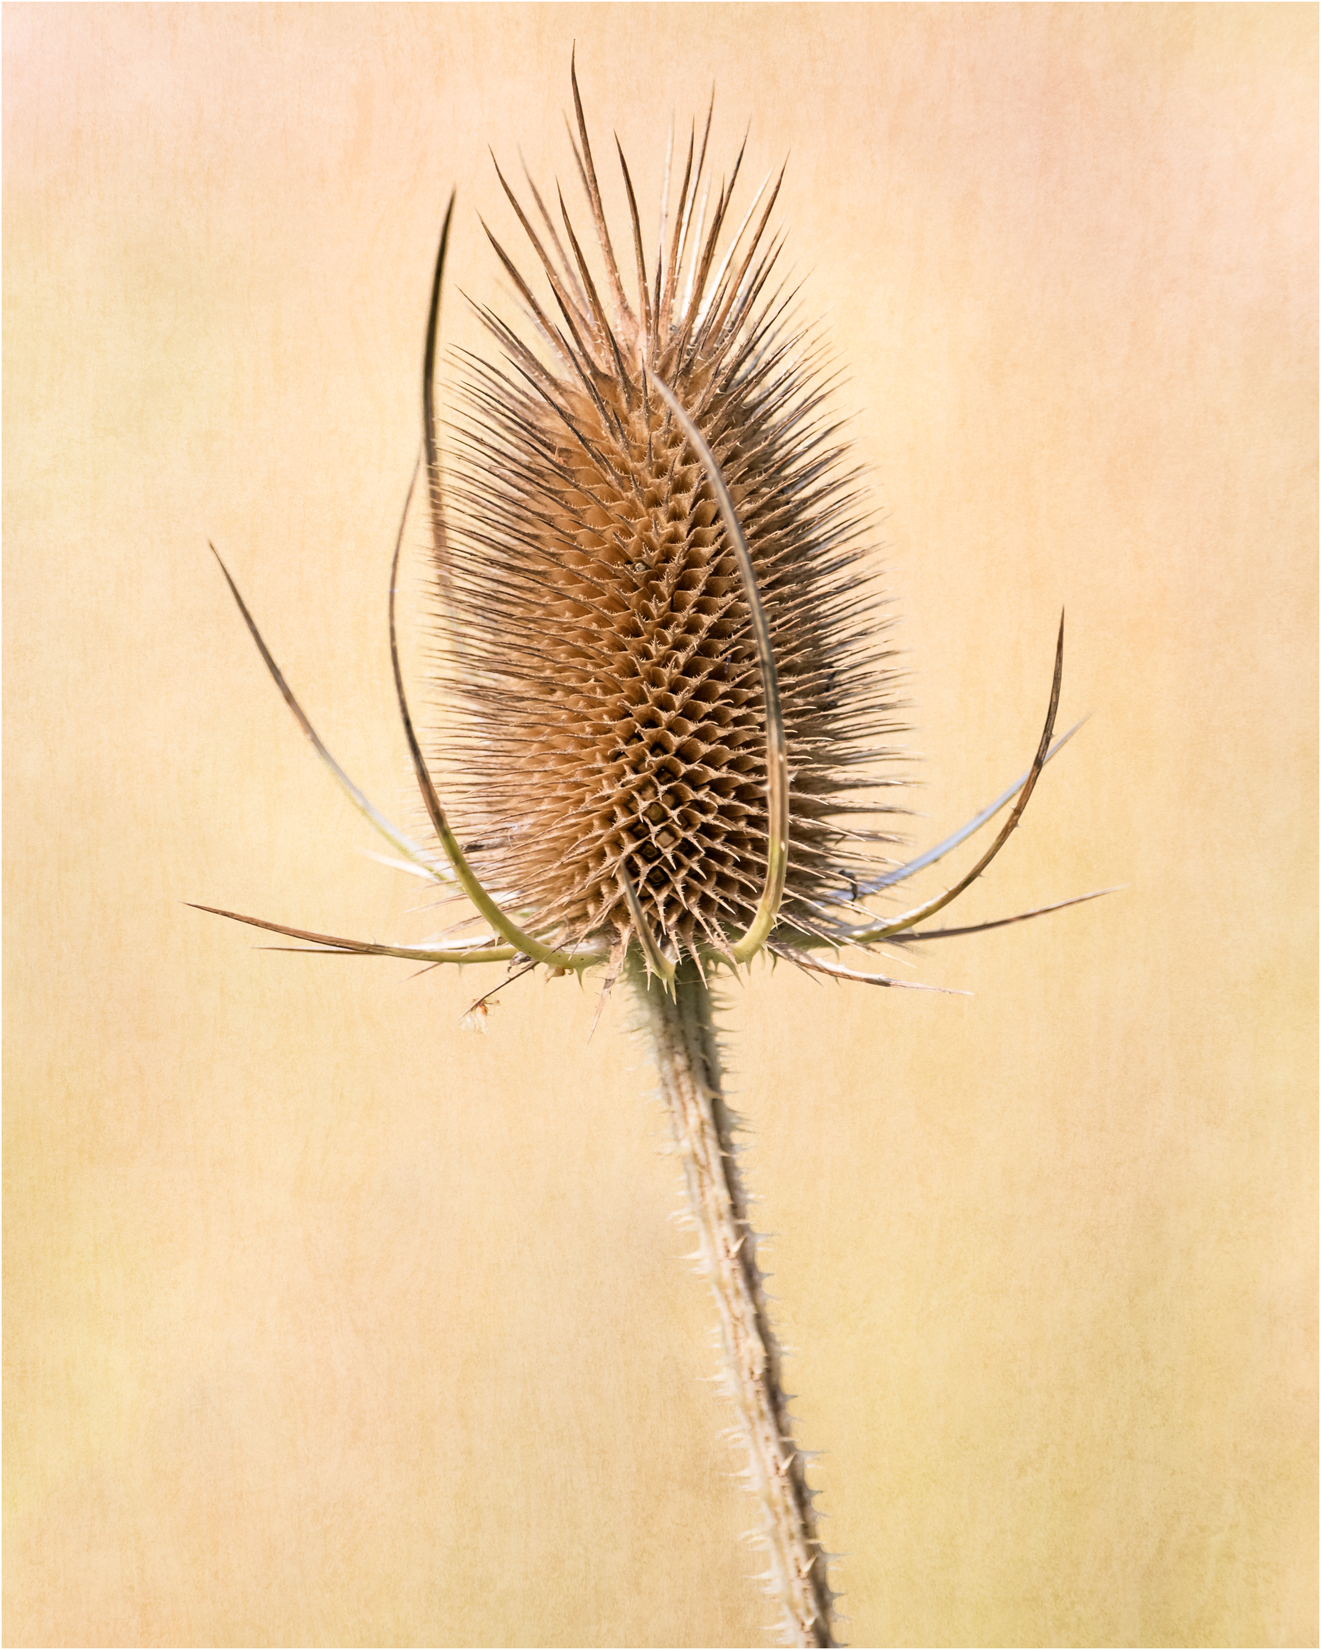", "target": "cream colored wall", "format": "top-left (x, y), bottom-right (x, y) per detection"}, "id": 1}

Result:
top-left (5, 6), bottom-right (1315, 1645)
